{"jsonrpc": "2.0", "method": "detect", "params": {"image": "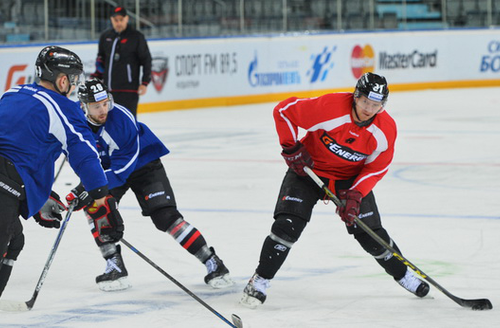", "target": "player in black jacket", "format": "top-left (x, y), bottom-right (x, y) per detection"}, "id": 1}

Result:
top-left (92, 6), bottom-right (152, 117)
